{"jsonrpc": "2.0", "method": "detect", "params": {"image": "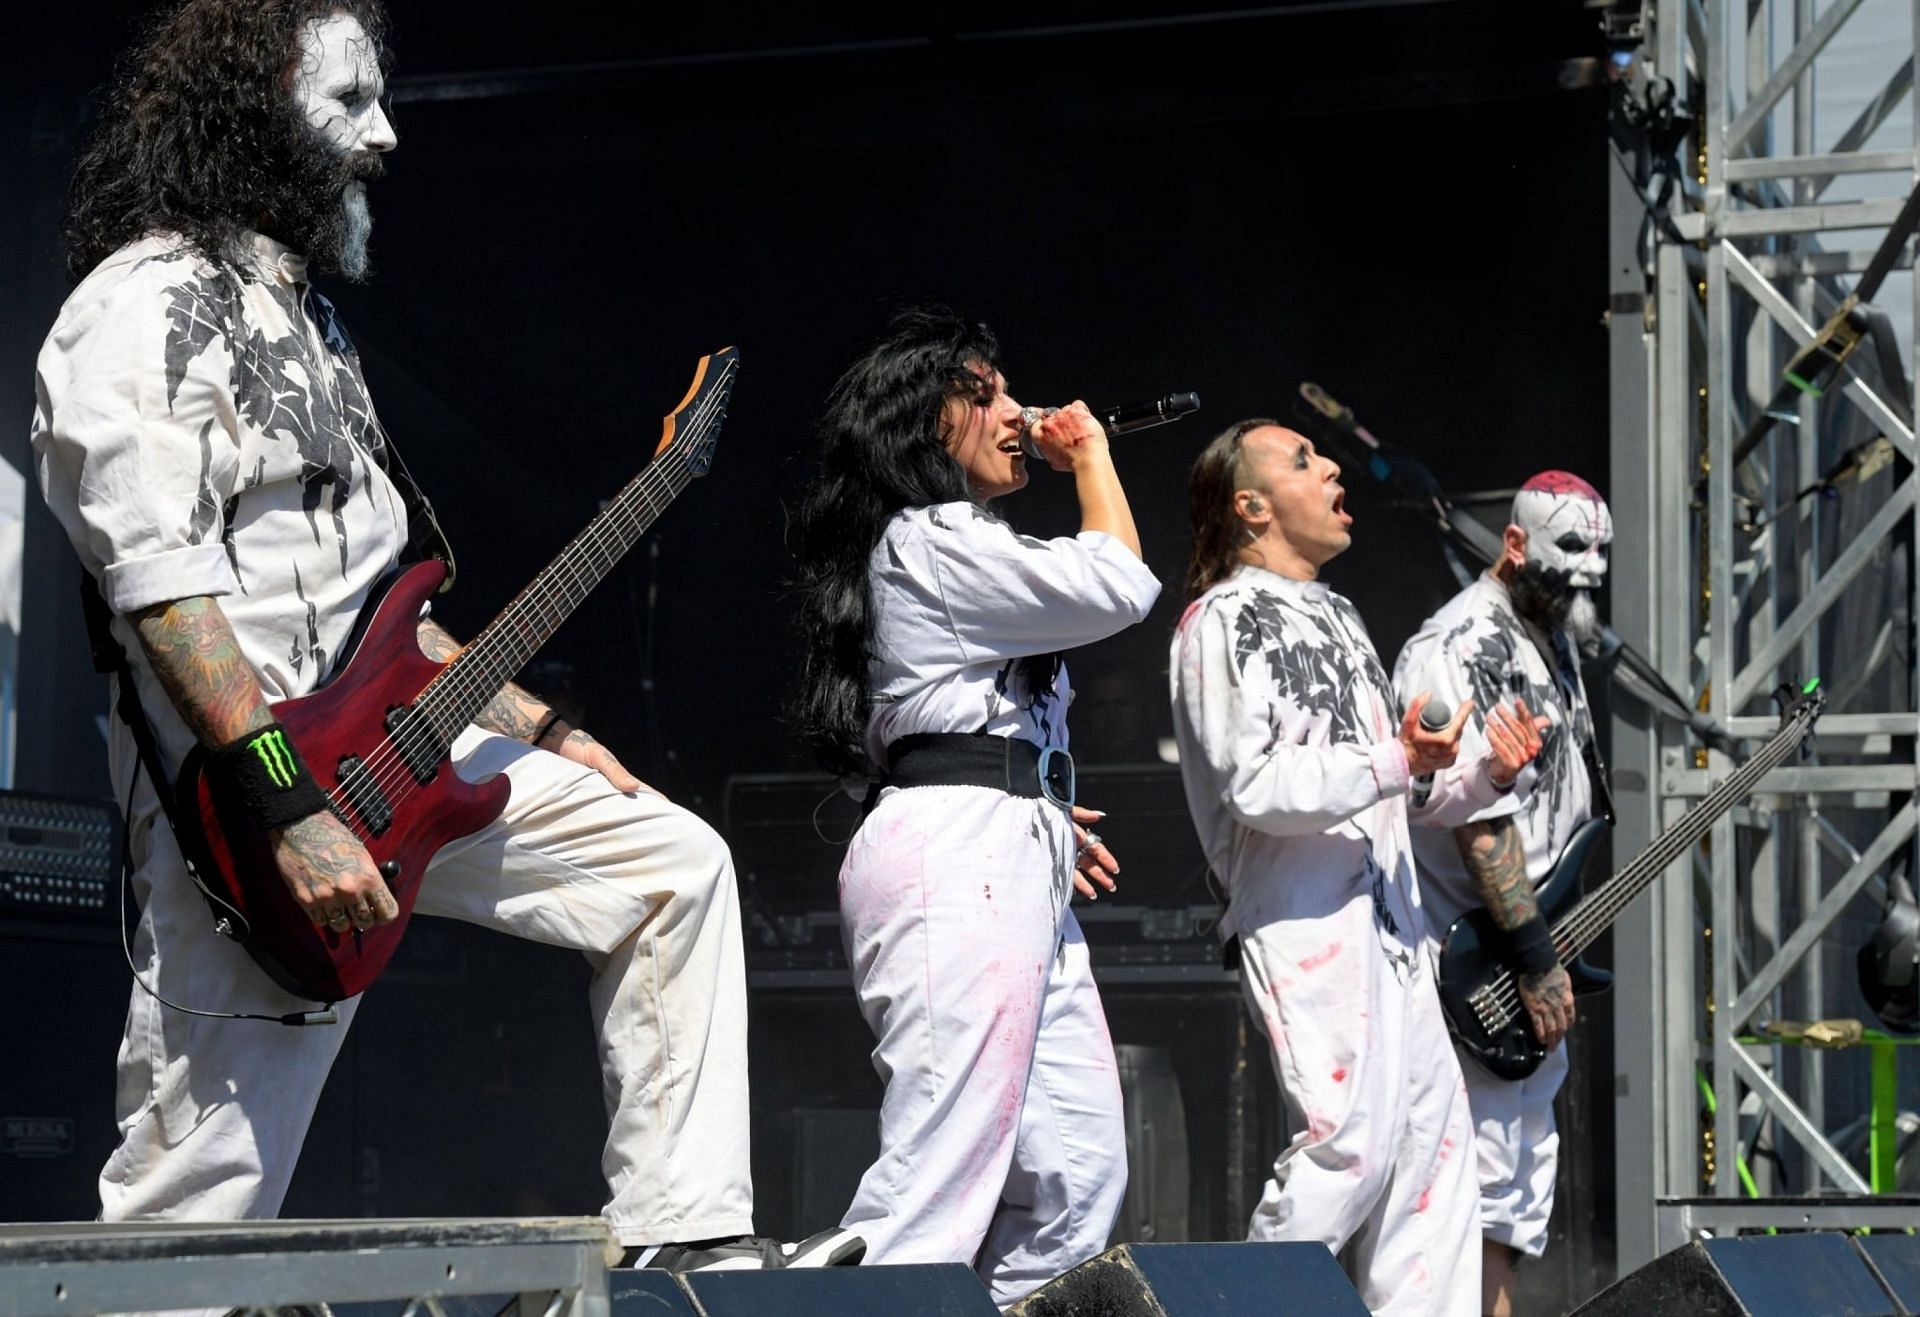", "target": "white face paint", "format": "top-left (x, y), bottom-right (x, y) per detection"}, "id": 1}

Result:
top-left (1513, 485), bottom-right (1613, 589)
top-left (291, 14), bottom-right (396, 158)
